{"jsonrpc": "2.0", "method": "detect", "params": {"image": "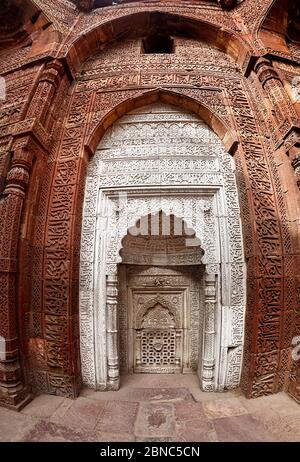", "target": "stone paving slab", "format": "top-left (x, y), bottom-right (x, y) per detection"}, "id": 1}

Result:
top-left (50, 398), bottom-right (73, 423)
top-left (174, 401), bottom-right (206, 421)
top-left (203, 397), bottom-right (248, 419)
top-left (135, 402), bottom-right (175, 439)
top-left (122, 387), bottom-right (192, 402)
top-left (176, 418), bottom-right (216, 442)
top-left (21, 420), bottom-right (97, 443)
top-left (261, 413), bottom-right (300, 442)
top-left (96, 400), bottom-right (139, 434)
top-left (213, 414), bottom-right (277, 442)
top-left (56, 397), bottom-right (107, 431)
top-left (0, 375), bottom-right (299, 442)
top-left (0, 407), bottom-right (40, 442)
